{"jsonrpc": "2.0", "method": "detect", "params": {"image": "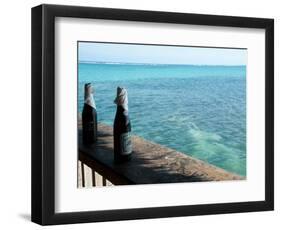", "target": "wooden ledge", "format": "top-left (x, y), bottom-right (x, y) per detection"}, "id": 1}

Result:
top-left (78, 123), bottom-right (244, 185)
